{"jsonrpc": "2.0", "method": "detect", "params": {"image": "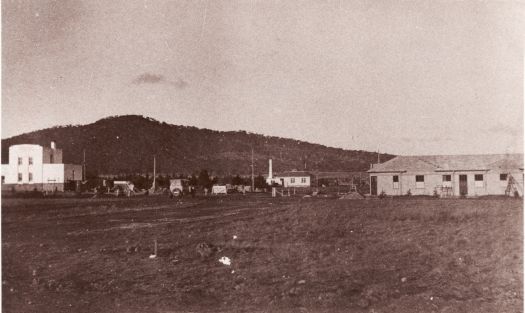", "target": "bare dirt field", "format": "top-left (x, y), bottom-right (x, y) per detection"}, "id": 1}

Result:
top-left (2, 195), bottom-right (522, 313)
